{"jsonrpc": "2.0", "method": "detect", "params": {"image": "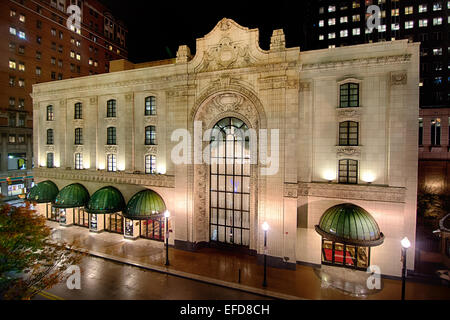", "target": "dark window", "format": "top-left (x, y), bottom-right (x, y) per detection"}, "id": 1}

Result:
top-left (339, 159), bottom-right (358, 184)
top-left (107, 127), bottom-right (116, 145)
top-left (419, 118), bottom-right (423, 146)
top-left (47, 105), bottom-right (54, 121)
top-left (74, 102), bottom-right (82, 119)
top-left (431, 118), bottom-right (441, 146)
top-left (47, 153), bottom-right (54, 168)
top-left (340, 83), bottom-right (359, 108)
top-left (47, 129), bottom-right (54, 145)
top-left (339, 121), bottom-right (359, 146)
top-left (107, 99), bottom-right (116, 117)
top-left (75, 128), bottom-right (83, 145)
top-left (145, 96), bottom-right (156, 115)
top-left (145, 126), bottom-right (156, 145)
